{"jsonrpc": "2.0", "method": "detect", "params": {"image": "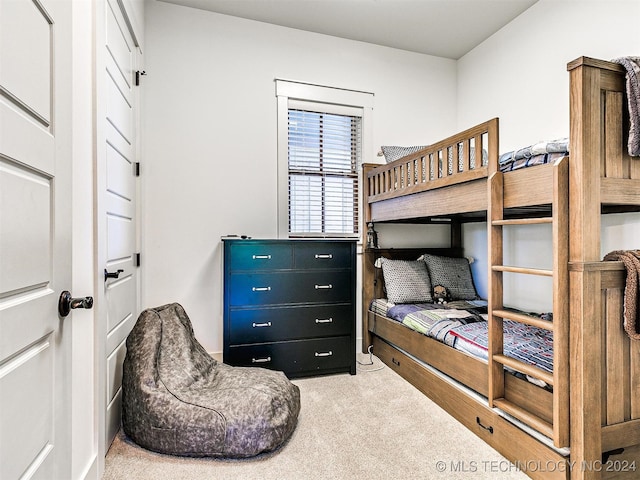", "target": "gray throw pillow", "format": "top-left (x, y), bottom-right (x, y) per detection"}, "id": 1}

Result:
top-left (380, 145), bottom-right (427, 163)
top-left (380, 258), bottom-right (433, 303)
top-left (422, 254), bottom-right (477, 300)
